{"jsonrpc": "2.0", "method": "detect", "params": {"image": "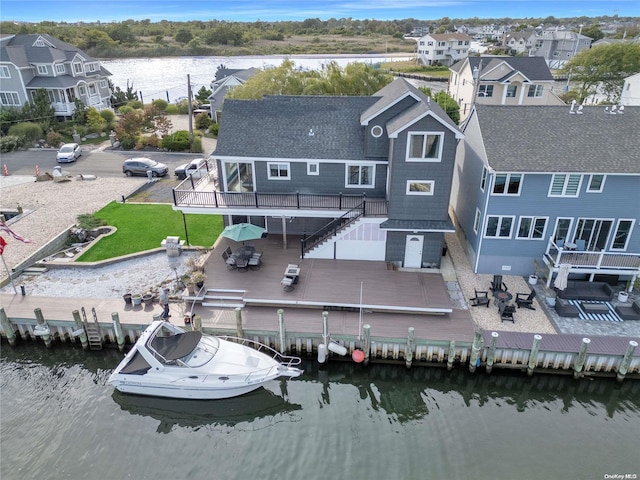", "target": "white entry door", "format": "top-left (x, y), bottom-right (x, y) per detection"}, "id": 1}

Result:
top-left (404, 235), bottom-right (424, 268)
